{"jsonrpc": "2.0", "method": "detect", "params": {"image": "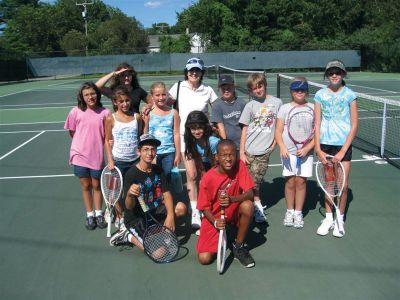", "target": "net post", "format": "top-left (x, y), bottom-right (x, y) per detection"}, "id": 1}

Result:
top-left (277, 74), bottom-right (281, 98)
top-left (380, 101), bottom-right (387, 157)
